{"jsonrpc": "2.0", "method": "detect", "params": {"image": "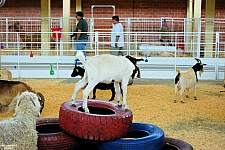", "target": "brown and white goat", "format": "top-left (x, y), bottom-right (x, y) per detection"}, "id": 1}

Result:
top-left (8, 21), bottom-right (55, 50)
top-left (71, 51), bottom-right (135, 113)
top-left (0, 80), bottom-right (45, 114)
top-left (174, 58), bottom-right (207, 103)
